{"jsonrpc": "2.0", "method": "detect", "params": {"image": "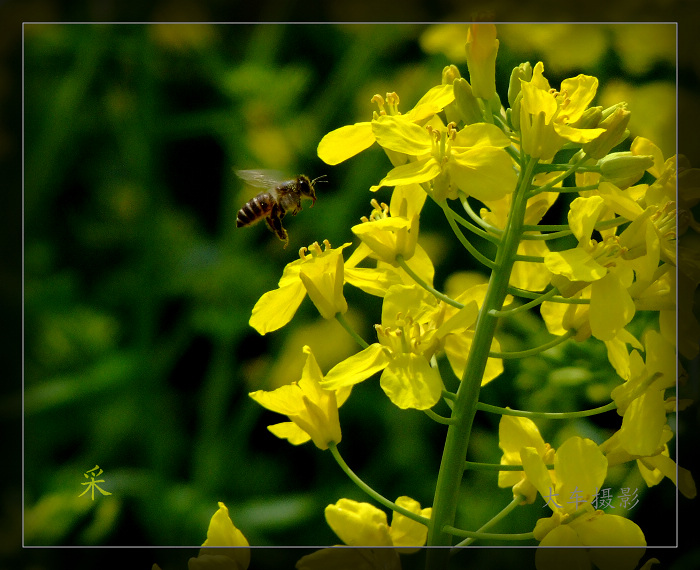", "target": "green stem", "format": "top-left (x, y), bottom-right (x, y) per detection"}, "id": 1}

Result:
top-left (488, 330), bottom-right (574, 359)
top-left (335, 312), bottom-right (370, 349)
top-left (395, 255), bottom-right (464, 309)
top-left (440, 202), bottom-right (497, 269)
top-left (451, 495), bottom-right (526, 548)
top-left (443, 526), bottom-right (534, 541)
top-left (424, 408), bottom-right (456, 425)
top-left (512, 253), bottom-right (545, 262)
top-left (506, 286), bottom-right (590, 304)
top-left (489, 288), bottom-right (558, 317)
top-left (529, 156), bottom-right (588, 195)
top-left (536, 184), bottom-right (599, 194)
top-left (460, 196), bottom-right (503, 236)
top-left (464, 461), bottom-right (549, 471)
top-left (476, 401), bottom-right (617, 419)
top-left (425, 156), bottom-right (538, 567)
top-left (438, 206), bottom-right (495, 269)
top-left (447, 204), bottom-right (501, 243)
top-left (328, 442), bottom-right (430, 527)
